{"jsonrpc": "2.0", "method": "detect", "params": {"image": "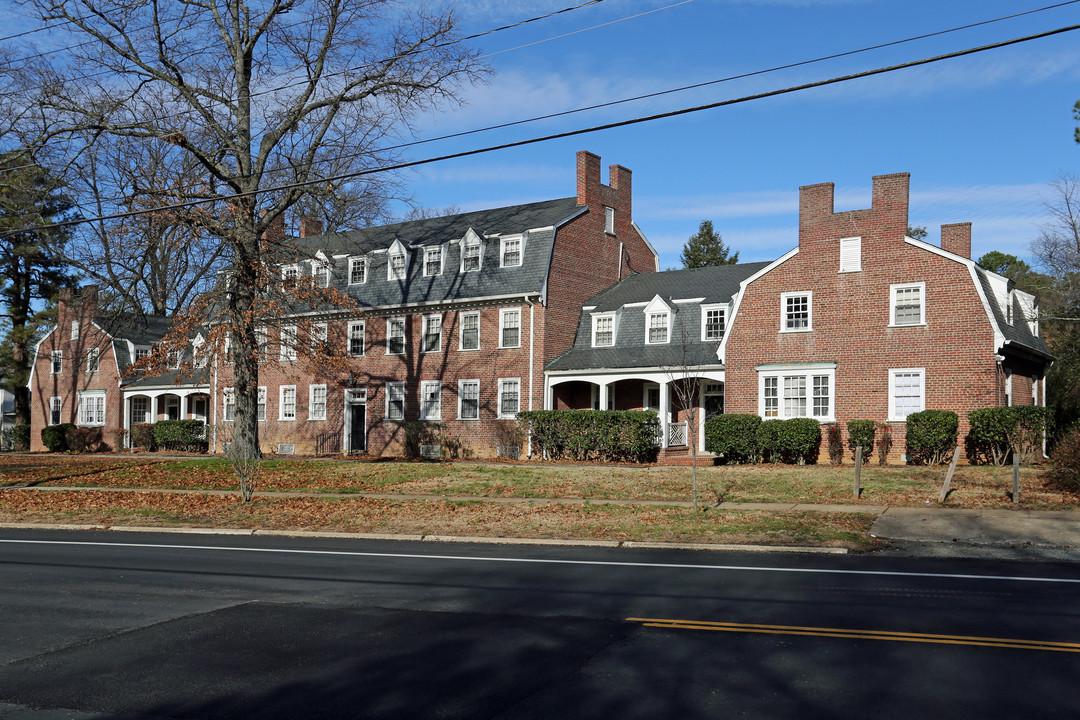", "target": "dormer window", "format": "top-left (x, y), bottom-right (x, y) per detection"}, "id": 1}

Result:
top-left (193, 338), bottom-right (207, 368)
top-left (282, 264), bottom-right (300, 289)
top-left (167, 349), bottom-right (182, 369)
top-left (647, 312), bottom-right (669, 344)
top-left (501, 236), bottom-right (522, 267)
top-left (312, 260), bottom-right (330, 288)
top-left (388, 253), bottom-right (406, 281)
top-left (424, 246), bottom-right (443, 277)
top-left (702, 305), bottom-right (726, 340)
top-left (592, 315), bottom-right (615, 347)
top-left (348, 257), bottom-right (367, 285)
top-left (462, 233), bottom-right (481, 272)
